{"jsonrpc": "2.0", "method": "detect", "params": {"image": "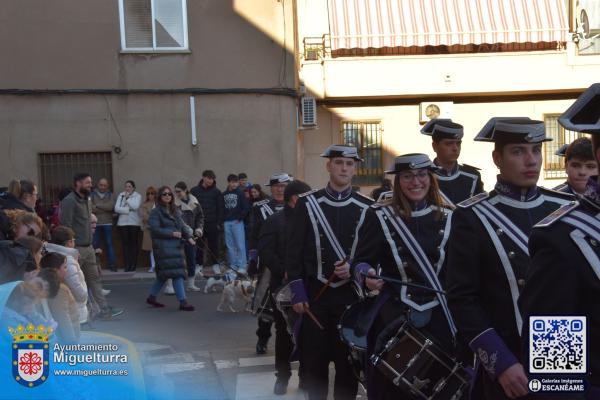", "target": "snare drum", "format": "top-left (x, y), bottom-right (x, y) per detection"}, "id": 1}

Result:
top-left (371, 321), bottom-right (469, 400)
top-left (338, 300), bottom-right (379, 383)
